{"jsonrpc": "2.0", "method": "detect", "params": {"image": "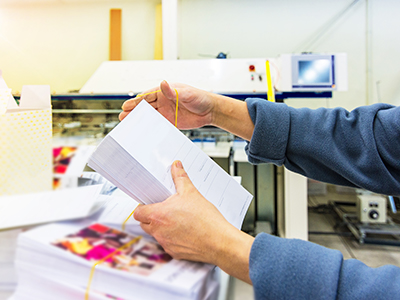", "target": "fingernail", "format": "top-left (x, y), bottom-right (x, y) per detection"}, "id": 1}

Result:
top-left (175, 160), bottom-right (182, 168)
